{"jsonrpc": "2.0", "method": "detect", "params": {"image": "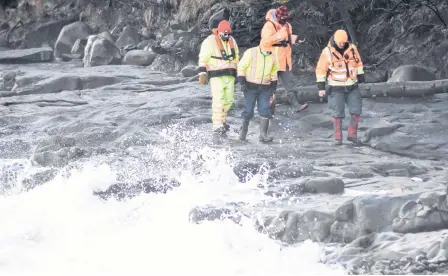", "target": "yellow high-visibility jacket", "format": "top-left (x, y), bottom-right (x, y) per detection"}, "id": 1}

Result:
top-left (198, 33), bottom-right (239, 78)
top-left (237, 46), bottom-right (279, 85)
